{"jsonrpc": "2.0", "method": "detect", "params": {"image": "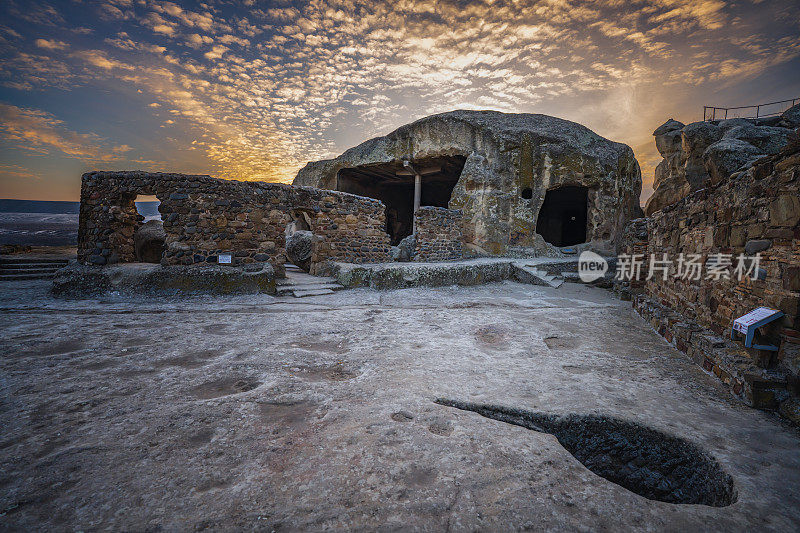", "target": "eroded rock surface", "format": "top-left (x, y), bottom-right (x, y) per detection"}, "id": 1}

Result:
top-left (645, 103), bottom-right (799, 215)
top-left (294, 110), bottom-right (641, 255)
top-left (3, 281), bottom-right (800, 531)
